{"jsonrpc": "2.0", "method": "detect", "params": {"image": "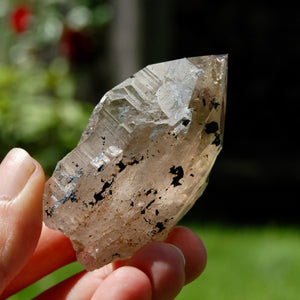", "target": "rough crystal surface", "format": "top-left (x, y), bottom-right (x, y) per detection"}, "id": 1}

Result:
top-left (43, 55), bottom-right (228, 271)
